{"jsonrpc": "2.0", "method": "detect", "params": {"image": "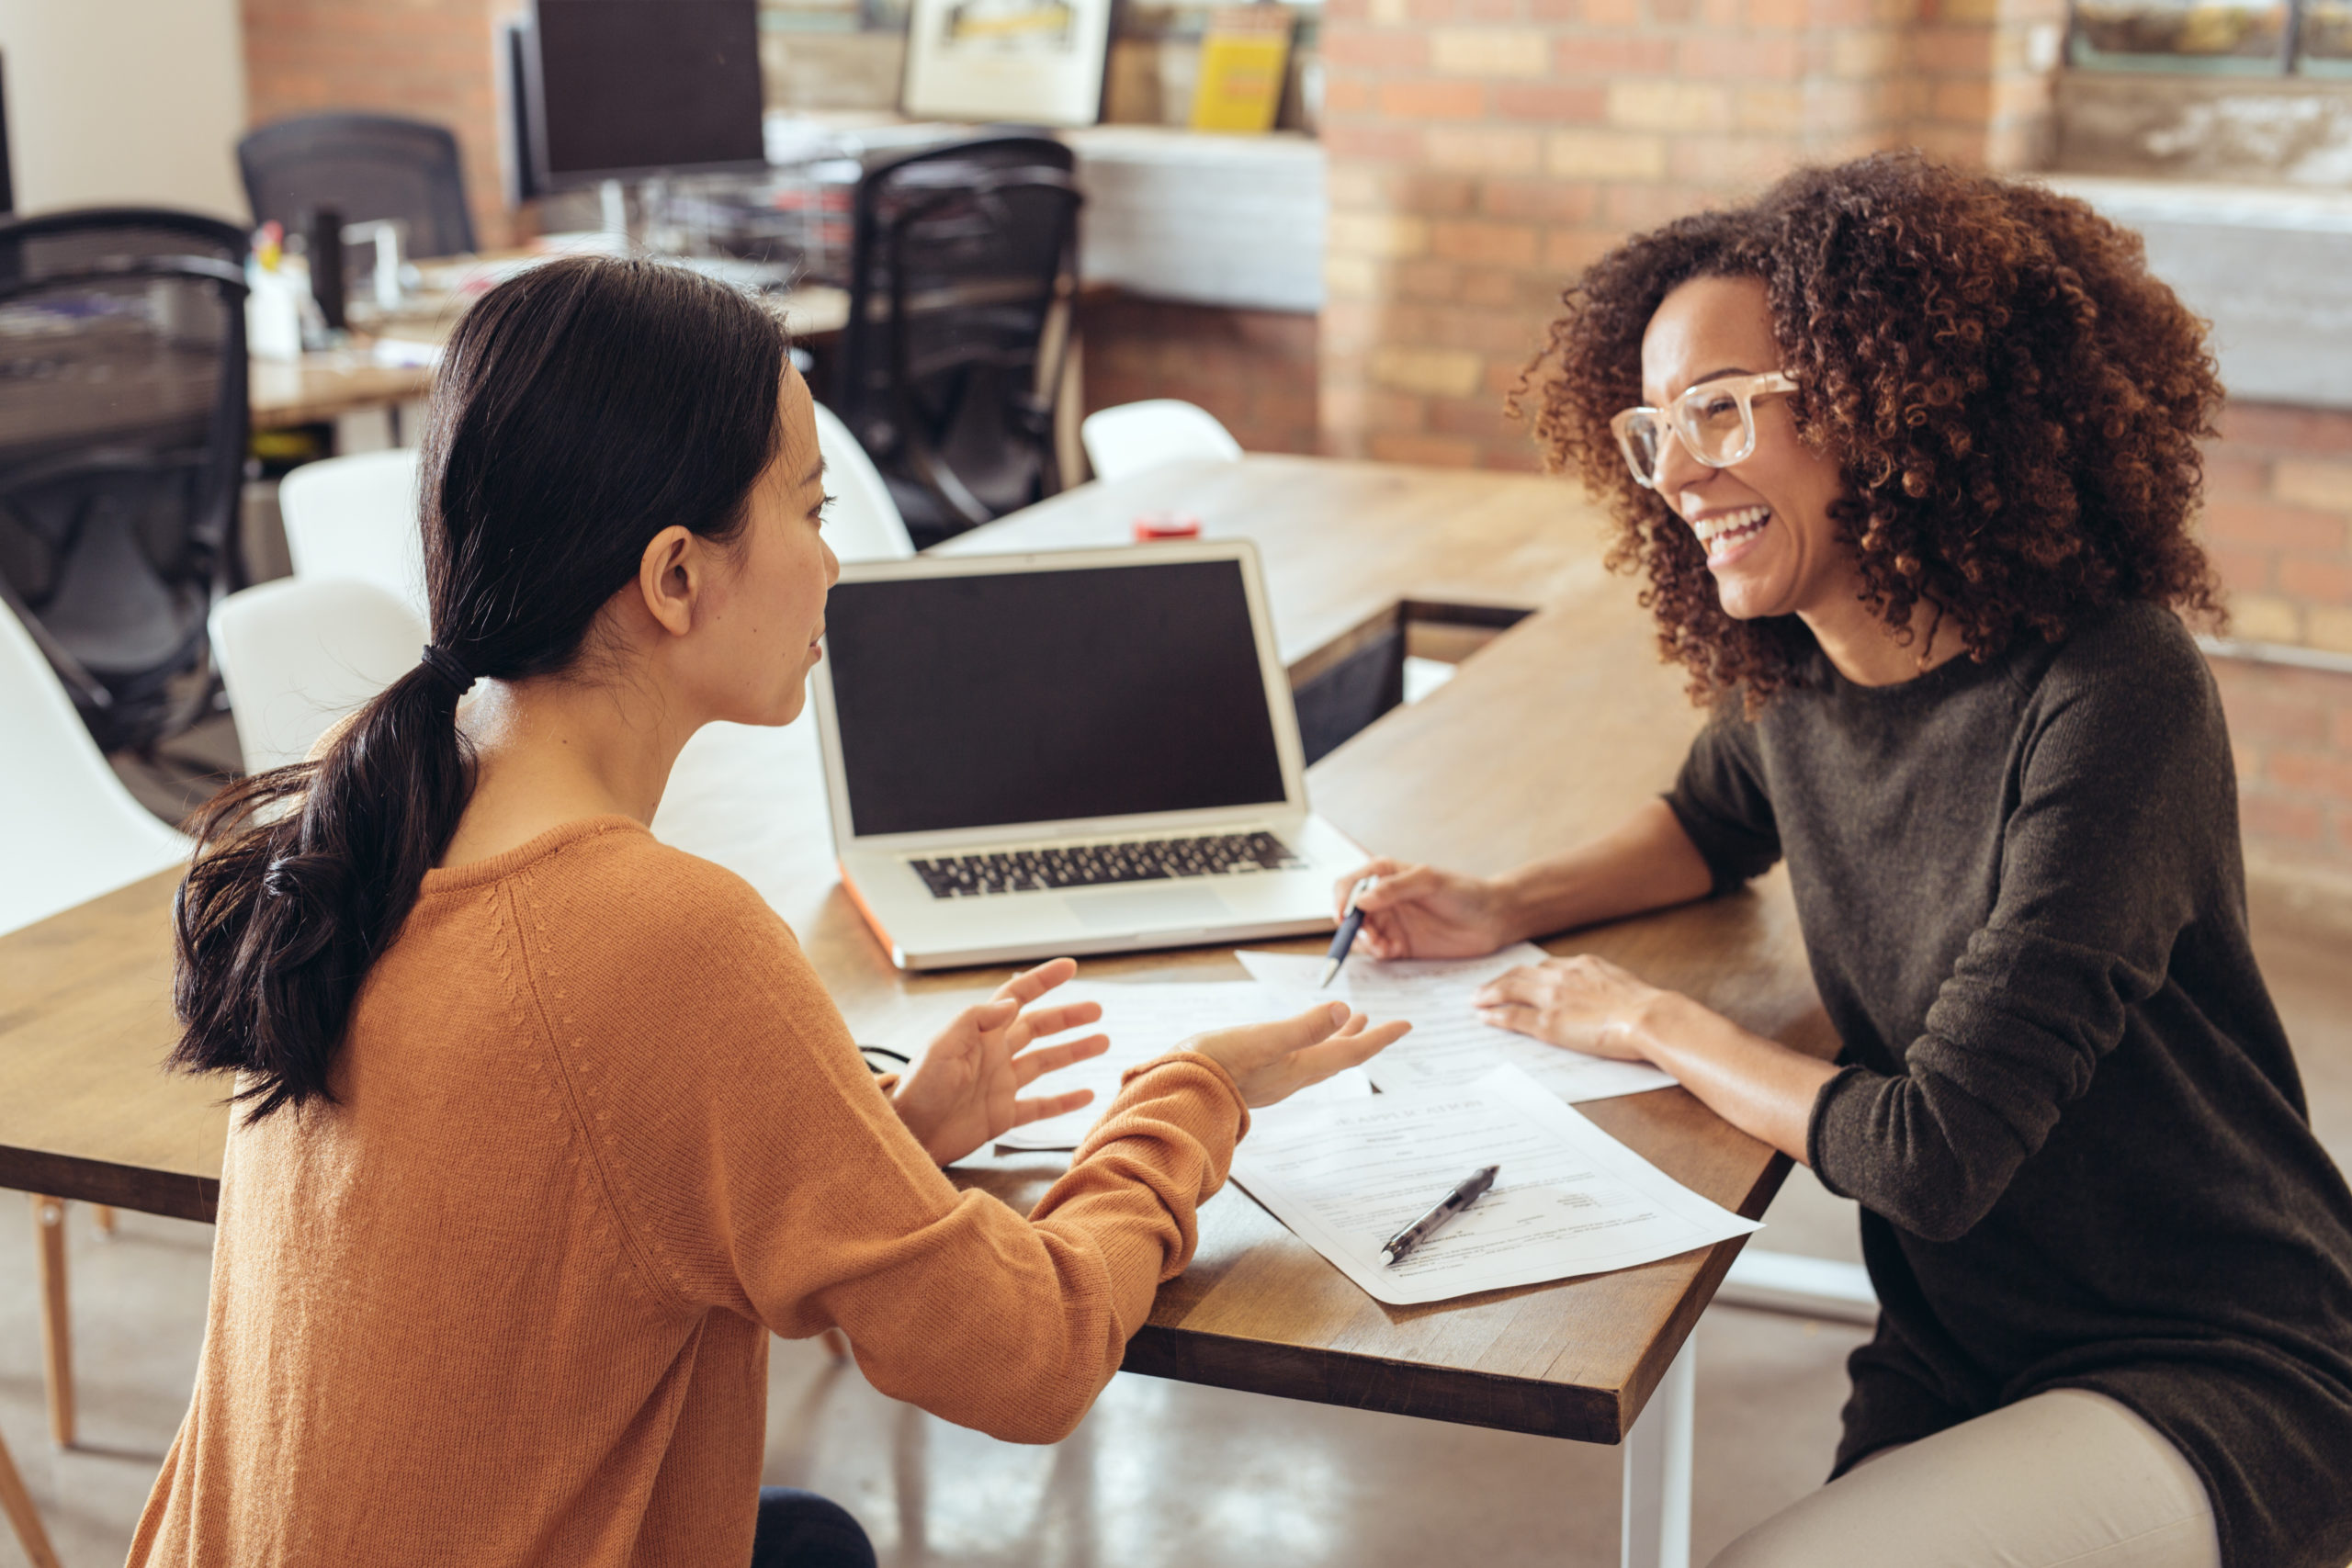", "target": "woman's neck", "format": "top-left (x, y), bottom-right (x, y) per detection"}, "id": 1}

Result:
top-left (439, 674), bottom-right (697, 870)
top-left (1801, 585), bottom-right (1966, 688)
